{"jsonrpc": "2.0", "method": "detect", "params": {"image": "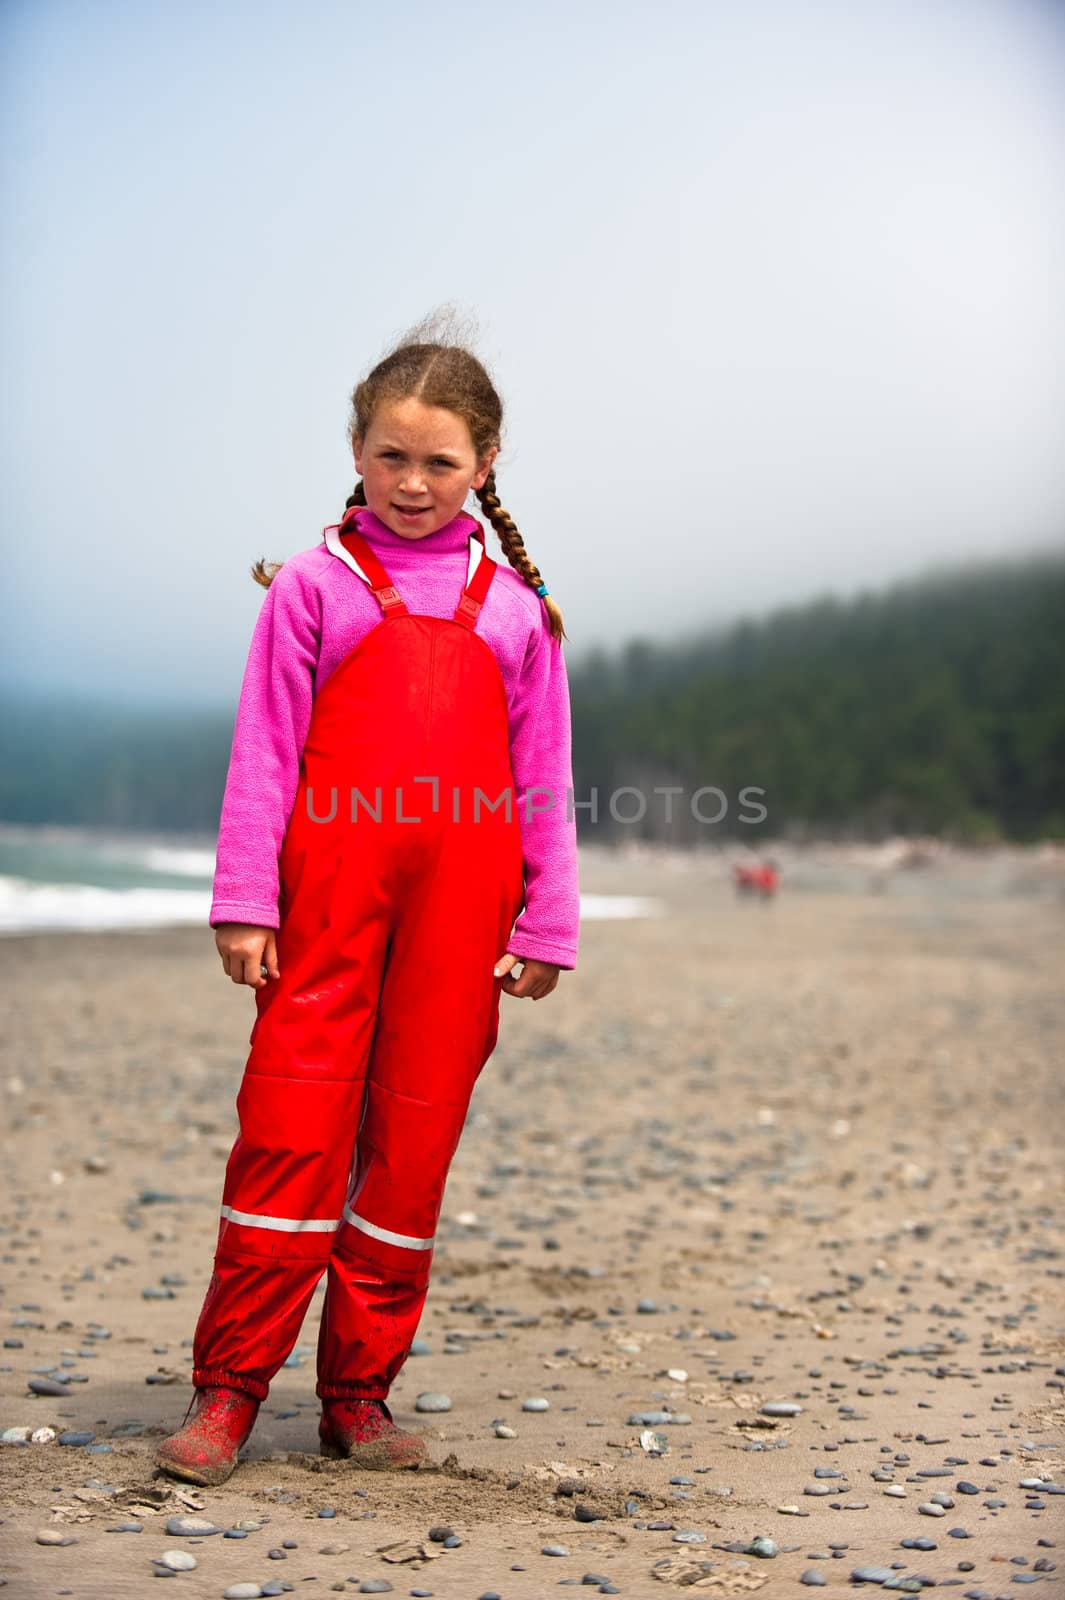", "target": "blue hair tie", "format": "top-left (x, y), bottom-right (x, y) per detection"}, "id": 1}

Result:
top-left (536, 583), bottom-right (549, 597)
